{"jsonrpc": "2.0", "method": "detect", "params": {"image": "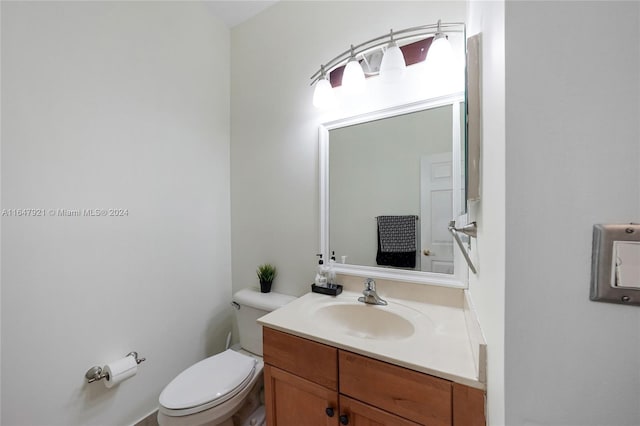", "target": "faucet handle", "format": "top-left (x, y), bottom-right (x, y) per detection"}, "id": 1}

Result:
top-left (364, 278), bottom-right (376, 291)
